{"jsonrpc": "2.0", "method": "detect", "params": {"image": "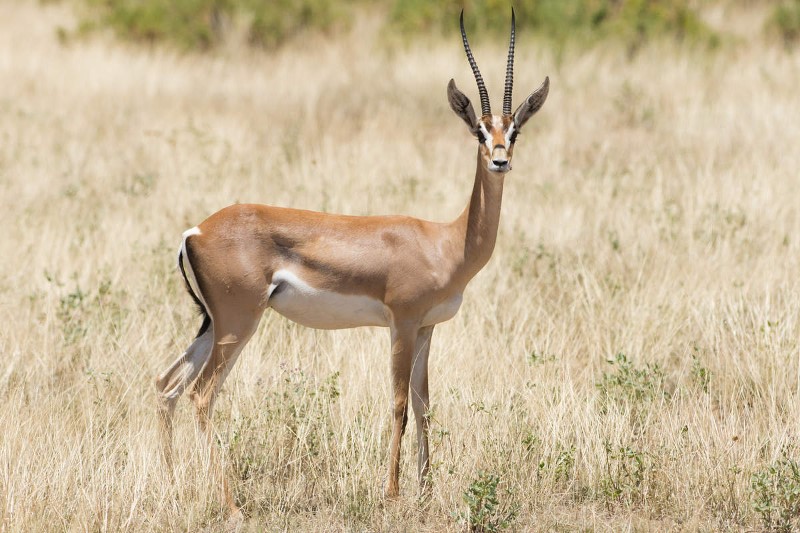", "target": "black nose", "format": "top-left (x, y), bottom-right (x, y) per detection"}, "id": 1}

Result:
top-left (493, 159), bottom-right (508, 166)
